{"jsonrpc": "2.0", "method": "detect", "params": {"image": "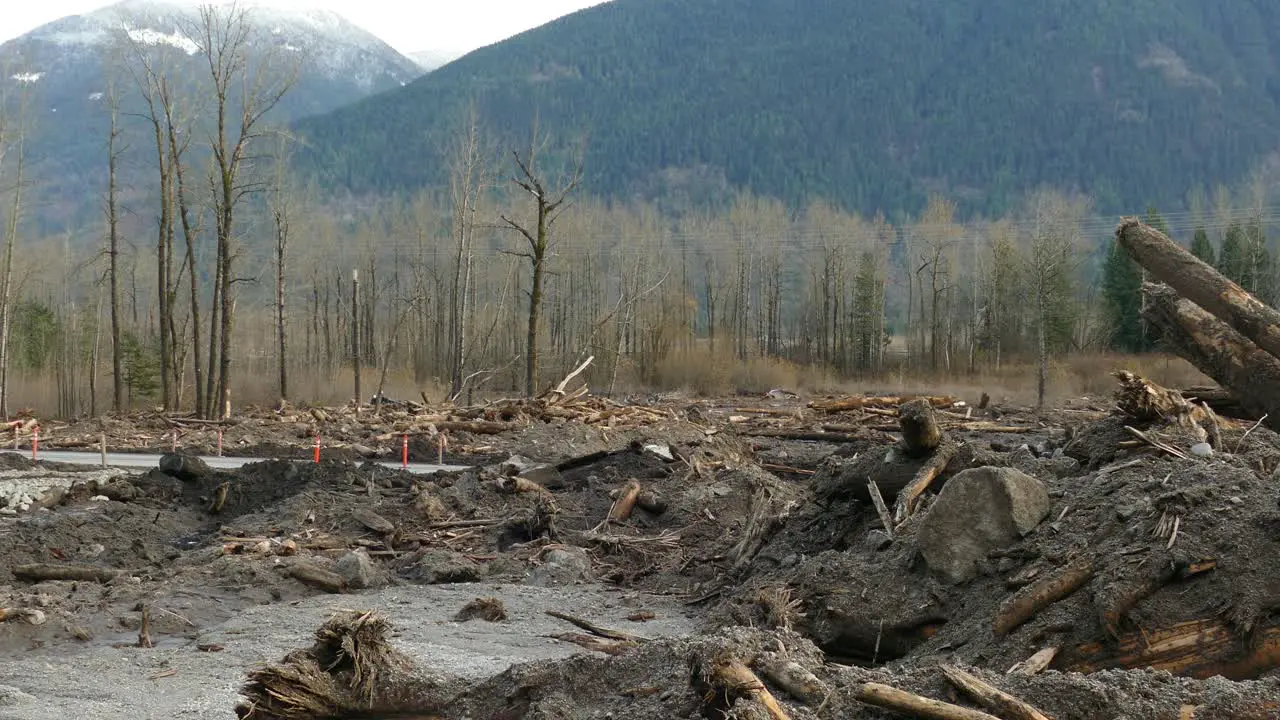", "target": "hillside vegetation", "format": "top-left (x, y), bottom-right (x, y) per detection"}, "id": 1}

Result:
top-left (293, 0), bottom-right (1280, 218)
